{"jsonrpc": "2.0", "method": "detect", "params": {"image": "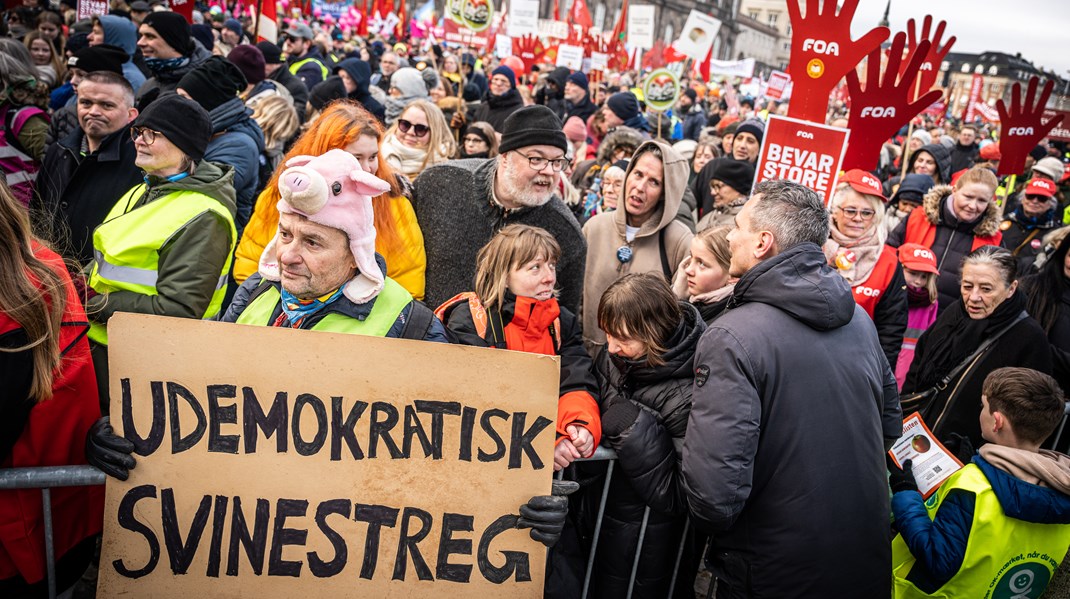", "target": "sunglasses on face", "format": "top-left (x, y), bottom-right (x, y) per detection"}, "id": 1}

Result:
top-left (397, 118), bottom-right (429, 137)
top-left (1024, 194), bottom-right (1051, 202)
